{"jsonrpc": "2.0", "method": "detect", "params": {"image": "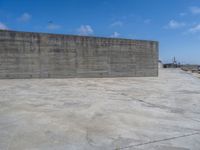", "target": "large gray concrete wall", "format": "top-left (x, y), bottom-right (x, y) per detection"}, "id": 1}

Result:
top-left (0, 30), bottom-right (158, 79)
